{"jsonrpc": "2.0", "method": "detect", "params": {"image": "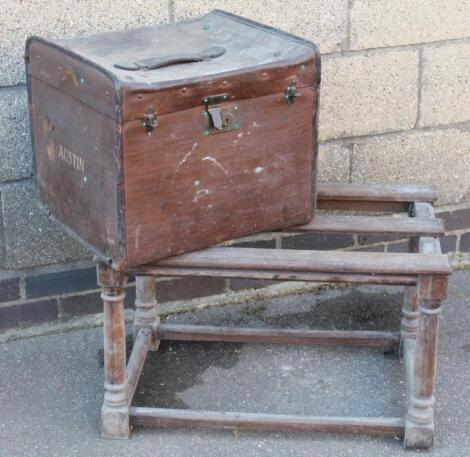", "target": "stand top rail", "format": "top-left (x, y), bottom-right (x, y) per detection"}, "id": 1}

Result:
top-left (287, 213), bottom-right (444, 236)
top-left (136, 247), bottom-right (452, 277)
top-left (317, 183), bottom-right (437, 203)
